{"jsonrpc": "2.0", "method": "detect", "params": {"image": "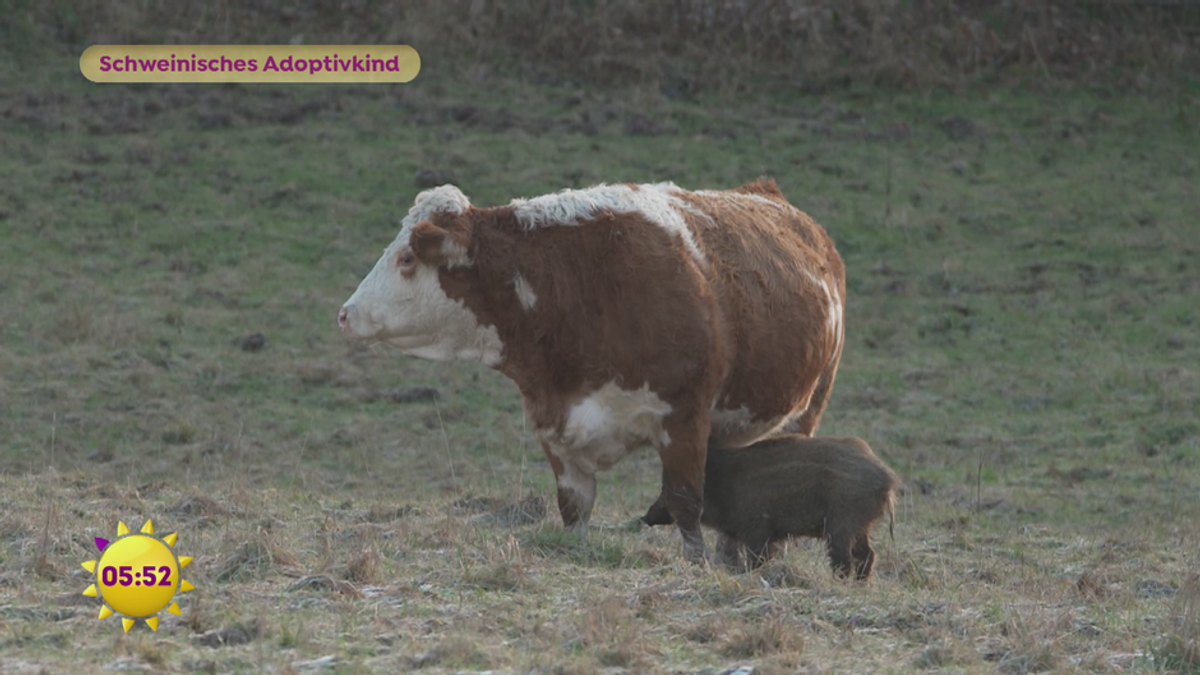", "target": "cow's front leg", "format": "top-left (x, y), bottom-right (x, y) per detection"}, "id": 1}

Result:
top-left (540, 440), bottom-right (597, 536)
top-left (640, 491), bottom-right (672, 526)
top-left (659, 415), bottom-right (710, 564)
